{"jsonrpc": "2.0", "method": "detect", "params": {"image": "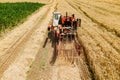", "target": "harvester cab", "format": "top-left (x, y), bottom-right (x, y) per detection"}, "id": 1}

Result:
top-left (52, 12), bottom-right (61, 27)
top-left (47, 12), bottom-right (61, 31)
